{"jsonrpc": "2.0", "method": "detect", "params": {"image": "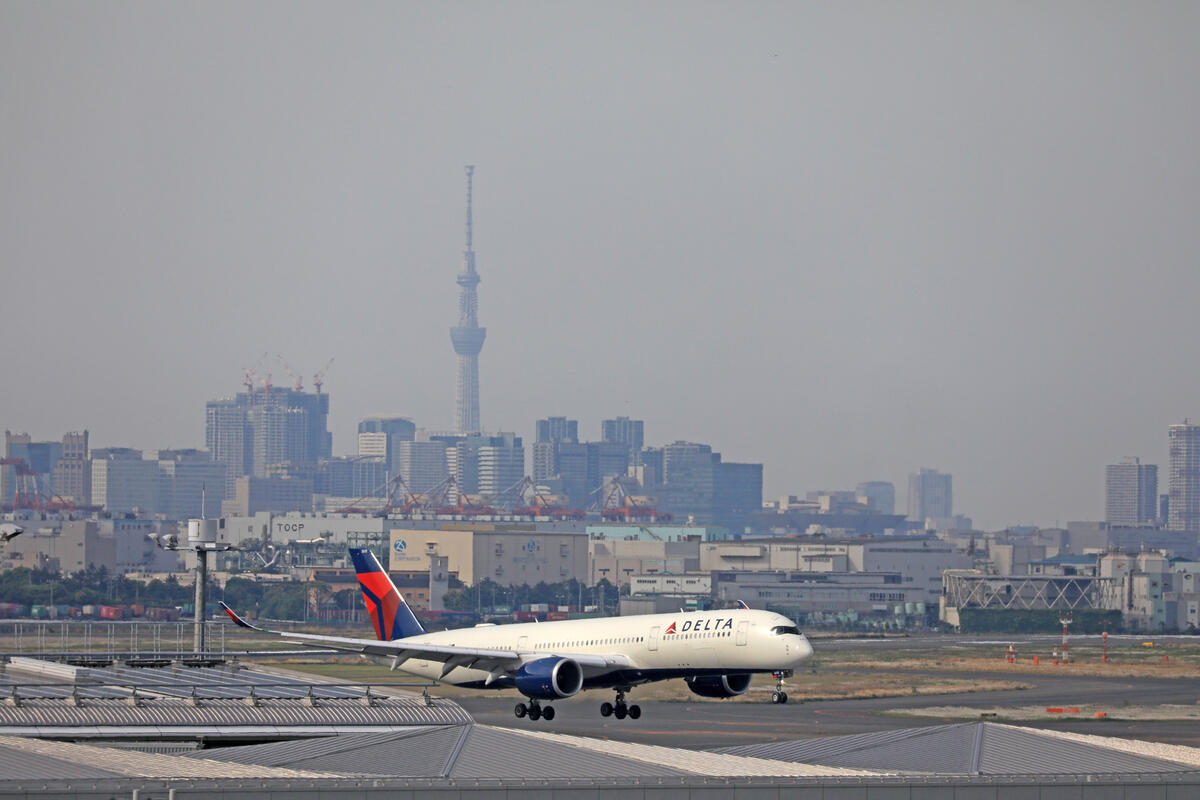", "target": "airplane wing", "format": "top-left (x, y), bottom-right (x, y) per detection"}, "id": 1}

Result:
top-left (220, 602), bottom-right (630, 678)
